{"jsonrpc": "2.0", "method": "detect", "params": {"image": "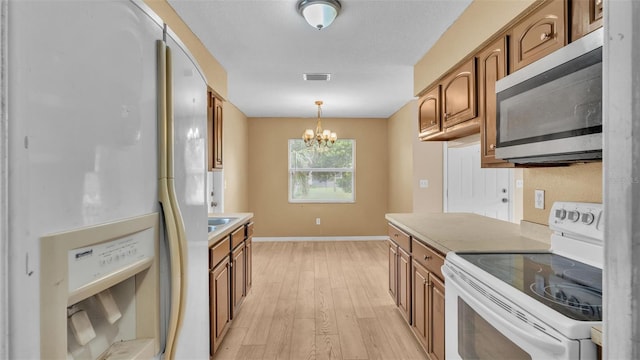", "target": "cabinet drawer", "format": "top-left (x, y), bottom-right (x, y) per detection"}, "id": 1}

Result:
top-left (412, 239), bottom-right (445, 280)
top-left (231, 226), bottom-right (245, 250)
top-left (210, 237), bottom-right (230, 269)
top-left (388, 223), bottom-right (411, 253)
top-left (246, 222), bottom-right (254, 238)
